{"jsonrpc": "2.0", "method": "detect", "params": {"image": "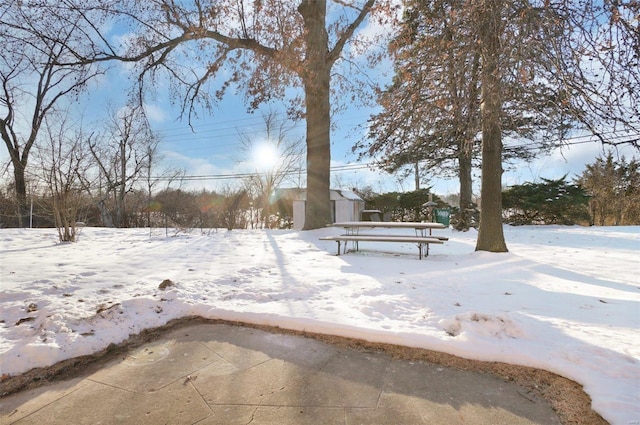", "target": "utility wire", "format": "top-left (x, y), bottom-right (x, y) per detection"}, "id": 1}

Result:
top-left (153, 132), bottom-right (639, 182)
top-left (151, 163), bottom-right (373, 182)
